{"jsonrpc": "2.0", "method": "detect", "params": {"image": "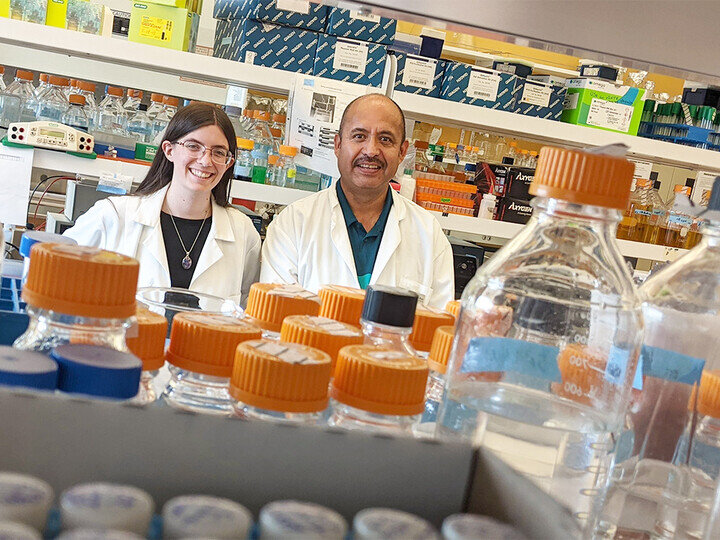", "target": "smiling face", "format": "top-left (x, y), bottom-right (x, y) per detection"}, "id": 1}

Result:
top-left (334, 96), bottom-right (409, 194)
top-left (161, 124), bottom-right (233, 196)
